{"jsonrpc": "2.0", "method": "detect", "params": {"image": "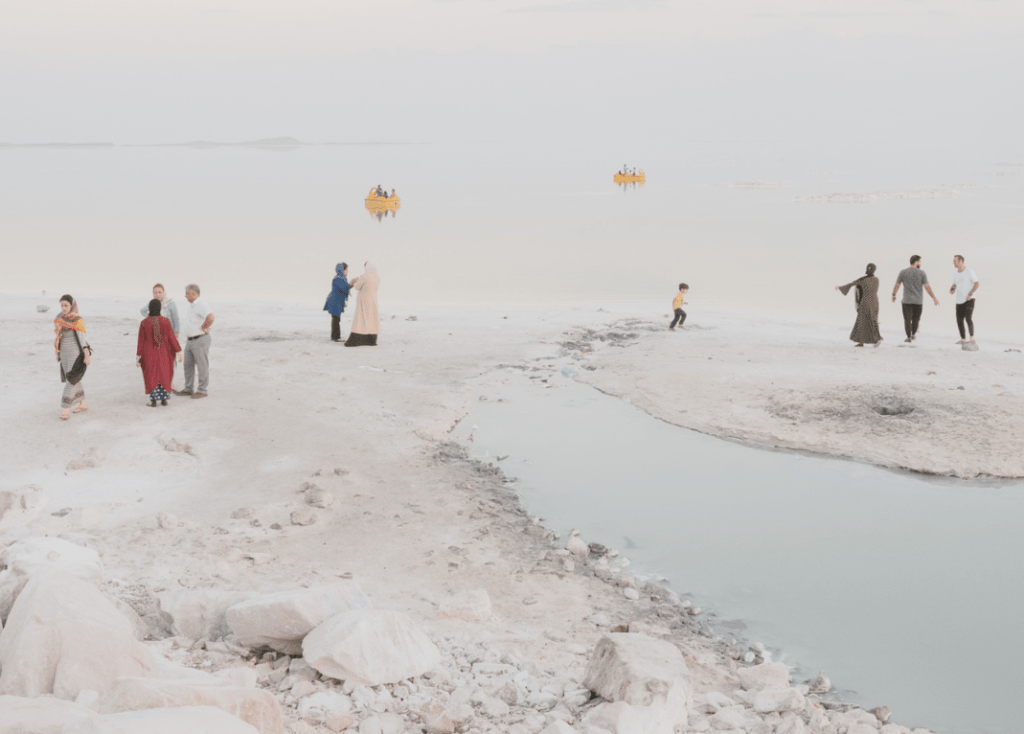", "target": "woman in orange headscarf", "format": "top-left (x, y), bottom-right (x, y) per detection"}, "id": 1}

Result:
top-left (137, 298), bottom-right (182, 407)
top-left (54, 294), bottom-right (91, 420)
